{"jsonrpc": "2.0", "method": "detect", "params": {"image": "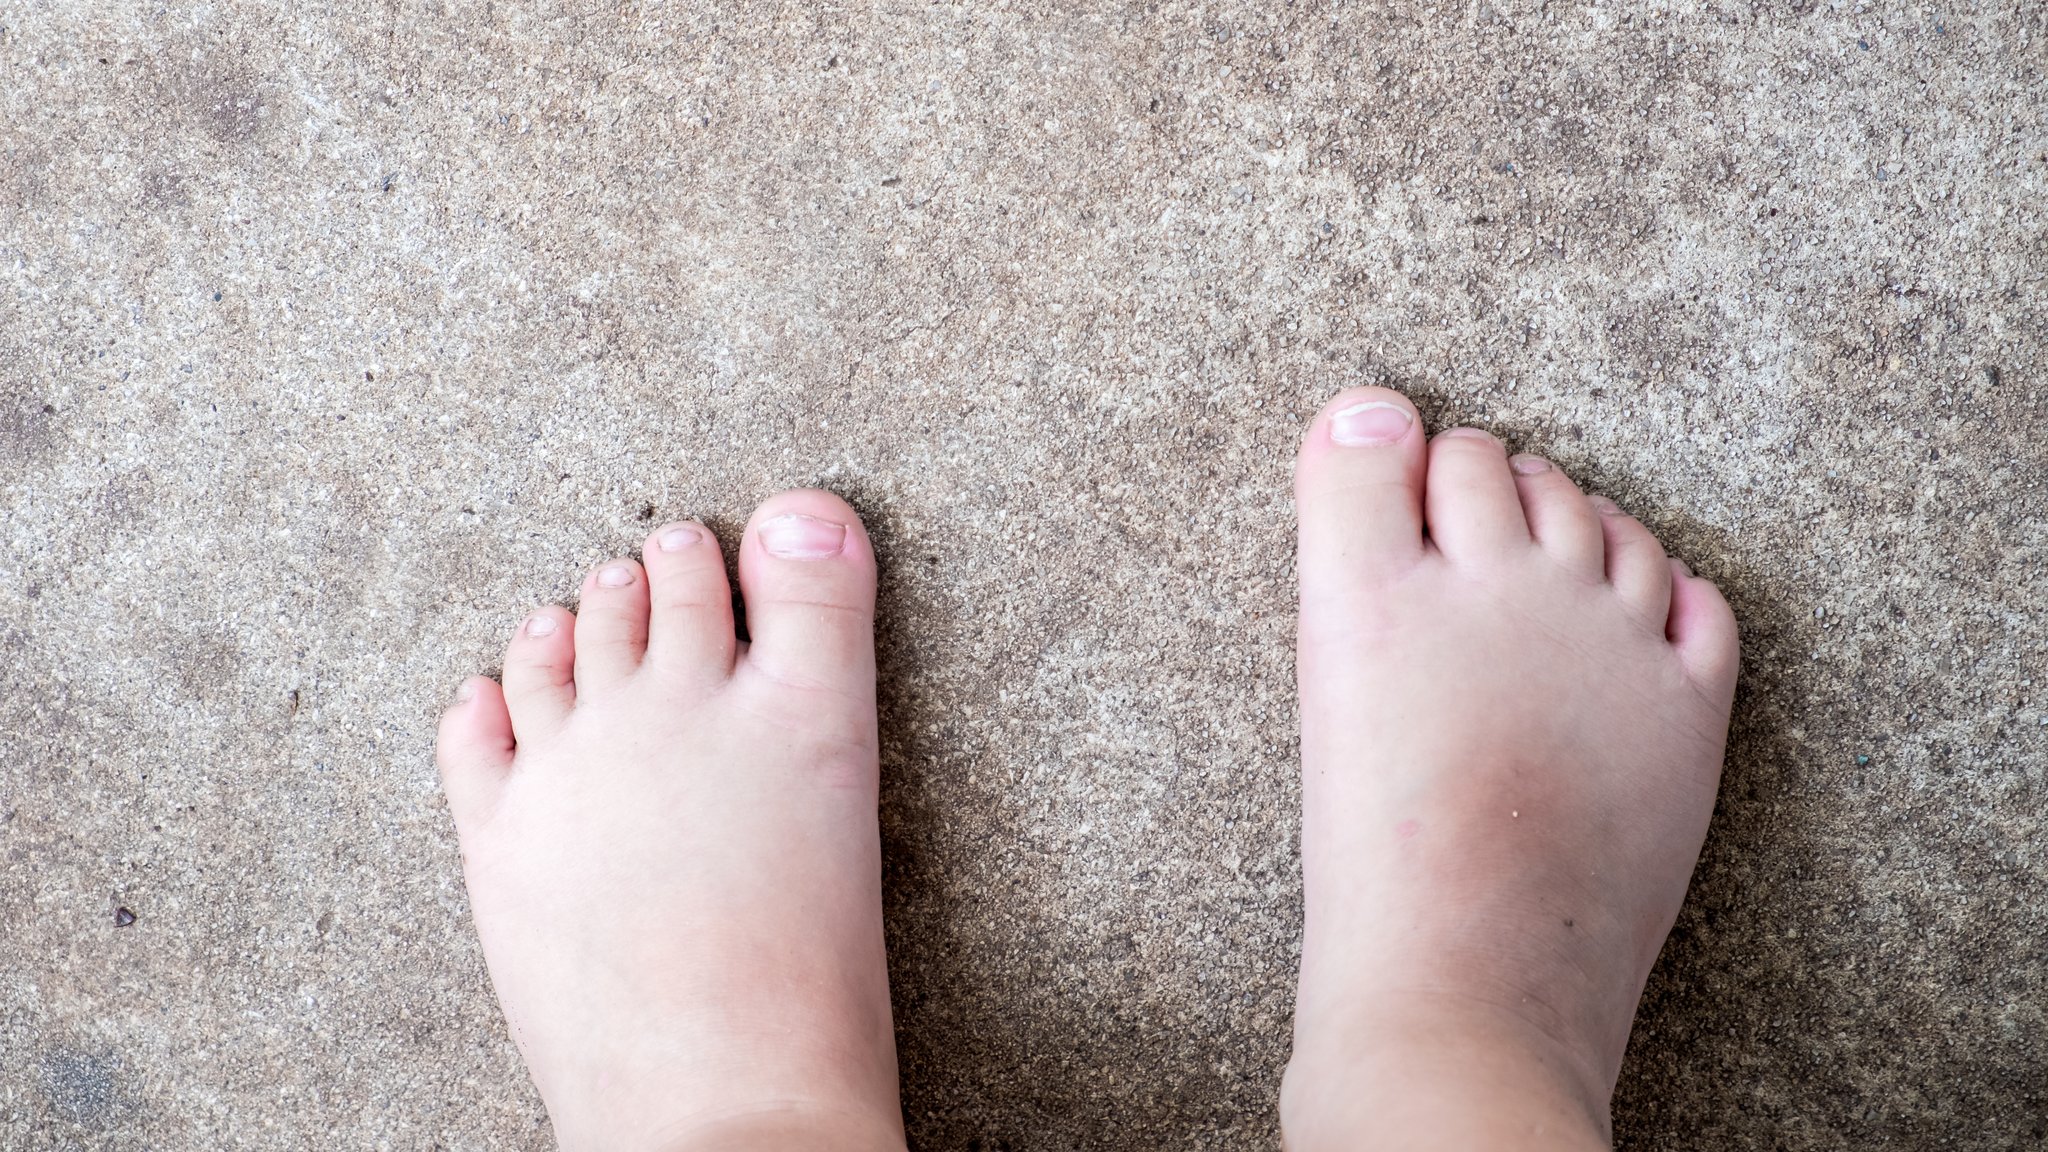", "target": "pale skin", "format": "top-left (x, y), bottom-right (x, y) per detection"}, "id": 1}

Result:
top-left (436, 386), bottom-right (1739, 1151)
